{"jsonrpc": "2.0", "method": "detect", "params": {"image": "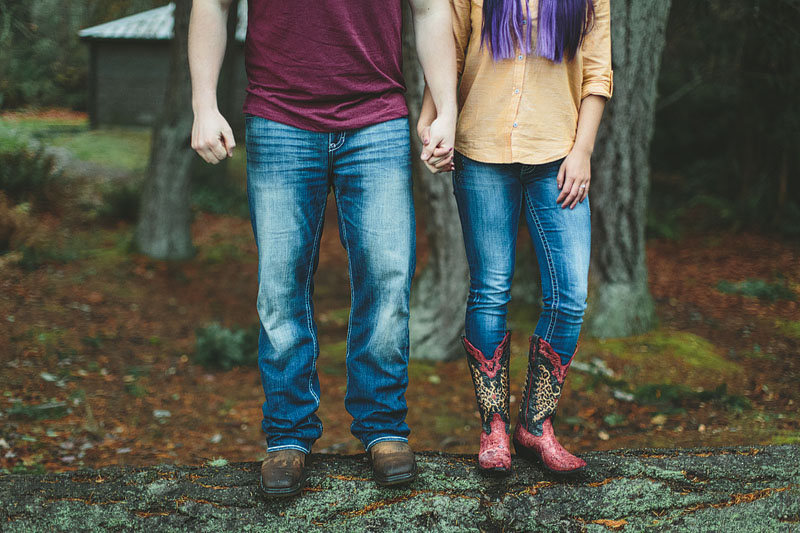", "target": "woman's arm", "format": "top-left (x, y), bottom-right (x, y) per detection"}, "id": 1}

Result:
top-left (556, 0), bottom-right (613, 209)
top-left (556, 95), bottom-right (607, 209)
